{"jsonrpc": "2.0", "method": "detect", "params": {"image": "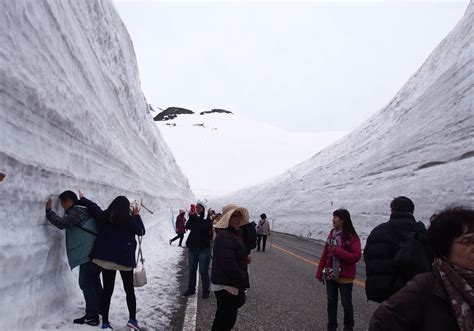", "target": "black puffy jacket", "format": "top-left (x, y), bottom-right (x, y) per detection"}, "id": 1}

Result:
top-left (185, 212), bottom-right (212, 249)
top-left (364, 212), bottom-right (431, 302)
top-left (211, 228), bottom-right (250, 289)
